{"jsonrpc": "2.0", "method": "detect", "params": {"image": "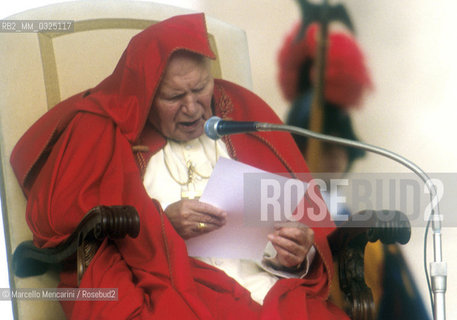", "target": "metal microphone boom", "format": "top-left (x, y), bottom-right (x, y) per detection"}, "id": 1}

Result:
top-left (205, 116), bottom-right (447, 320)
